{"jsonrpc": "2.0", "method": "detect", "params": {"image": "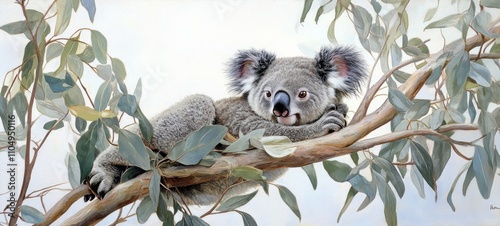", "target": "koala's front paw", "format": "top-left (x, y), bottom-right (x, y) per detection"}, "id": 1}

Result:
top-left (317, 104), bottom-right (347, 133)
top-left (84, 166), bottom-right (121, 202)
